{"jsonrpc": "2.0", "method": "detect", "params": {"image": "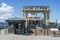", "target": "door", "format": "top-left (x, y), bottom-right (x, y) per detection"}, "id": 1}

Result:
top-left (14, 23), bottom-right (22, 34)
